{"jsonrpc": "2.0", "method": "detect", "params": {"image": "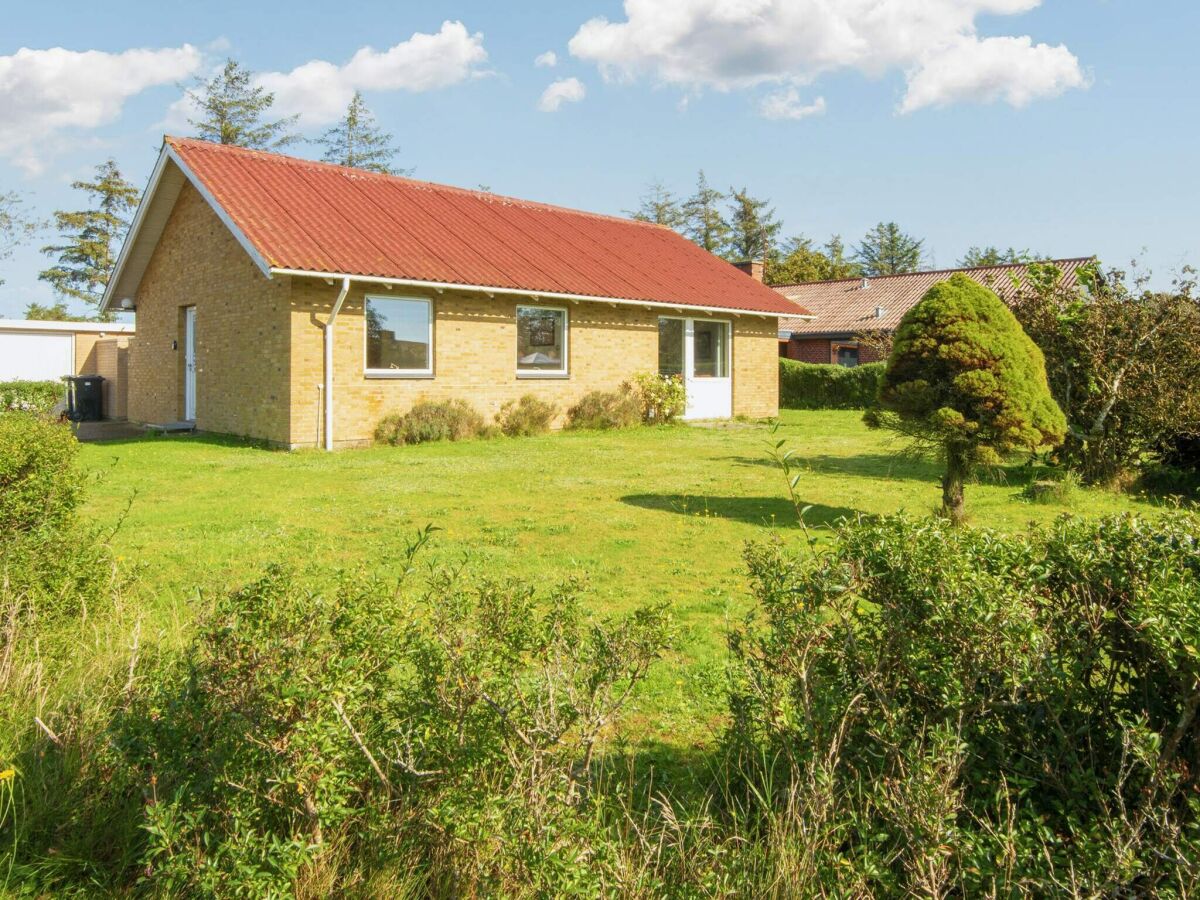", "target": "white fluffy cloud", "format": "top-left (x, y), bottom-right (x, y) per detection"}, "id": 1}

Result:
top-left (567, 0), bottom-right (1087, 116)
top-left (538, 77), bottom-right (586, 112)
top-left (759, 89), bottom-right (826, 121)
top-left (535, 50), bottom-right (558, 68)
top-left (256, 21), bottom-right (488, 125)
top-left (0, 45), bottom-right (202, 174)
